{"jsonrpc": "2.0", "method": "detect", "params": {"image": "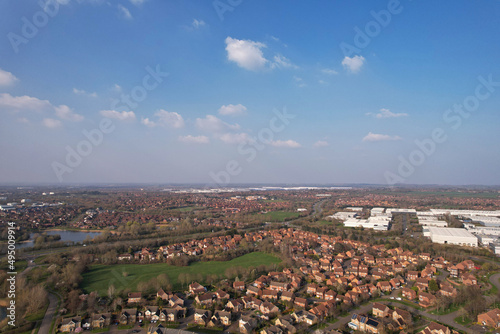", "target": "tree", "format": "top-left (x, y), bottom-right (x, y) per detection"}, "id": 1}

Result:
top-left (108, 284), bottom-right (116, 299)
top-left (429, 279), bottom-right (439, 293)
